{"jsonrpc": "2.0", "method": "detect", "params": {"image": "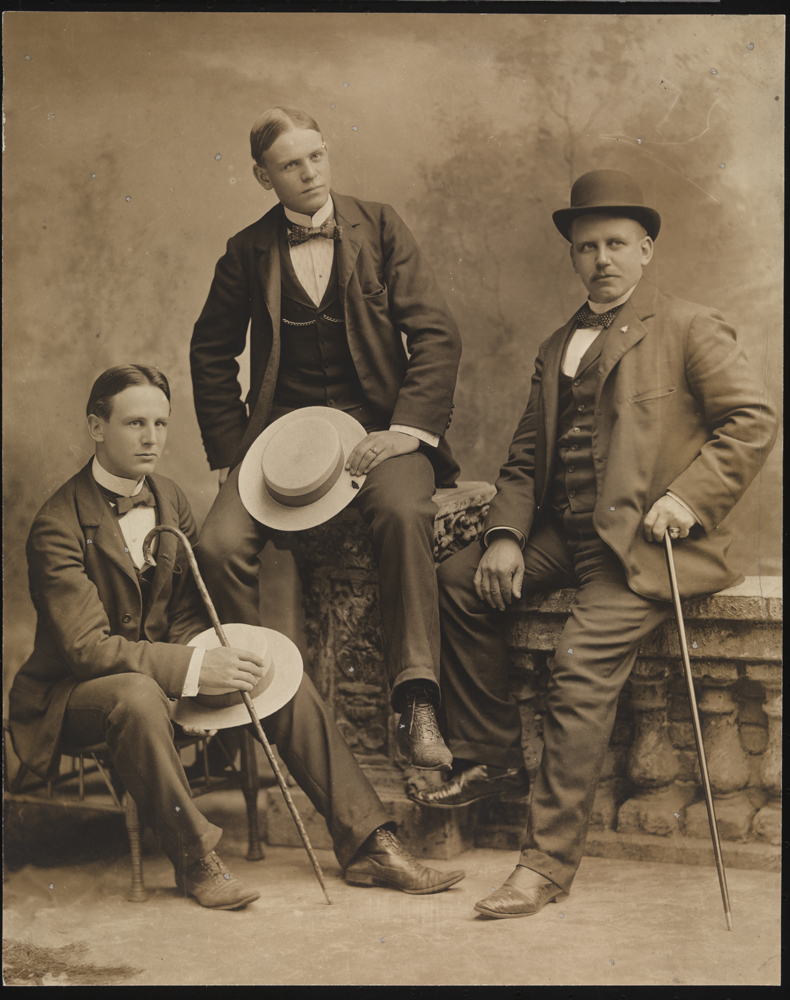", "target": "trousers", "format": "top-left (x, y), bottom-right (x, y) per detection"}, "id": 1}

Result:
top-left (62, 672), bottom-right (390, 870)
top-left (436, 510), bottom-right (671, 893)
top-left (196, 452), bottom-right (441, 710)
